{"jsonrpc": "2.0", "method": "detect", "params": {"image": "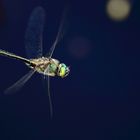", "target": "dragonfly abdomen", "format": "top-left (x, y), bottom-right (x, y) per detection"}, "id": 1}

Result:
top-left (0, 49), bottom-right (36, 67)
